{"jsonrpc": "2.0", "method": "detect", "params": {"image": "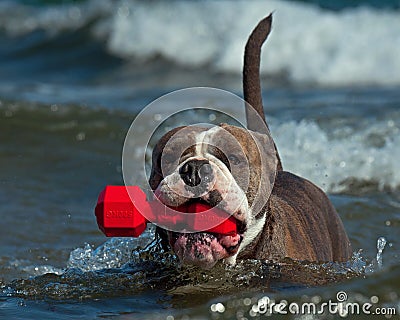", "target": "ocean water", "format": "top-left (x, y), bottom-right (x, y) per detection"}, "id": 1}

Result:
top-left (1, 0), bottom-right (400, 319)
